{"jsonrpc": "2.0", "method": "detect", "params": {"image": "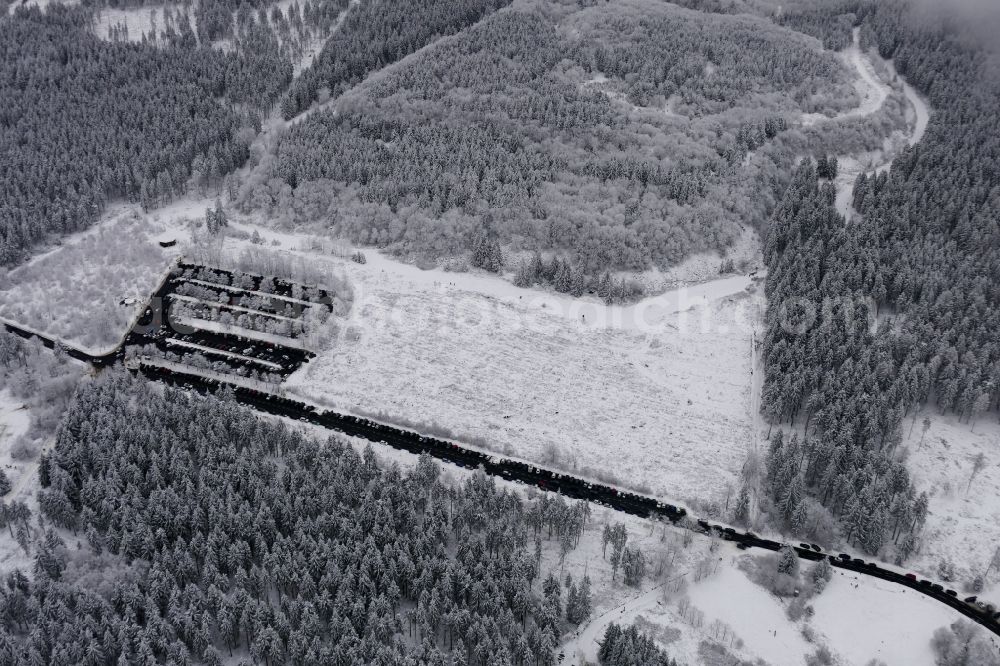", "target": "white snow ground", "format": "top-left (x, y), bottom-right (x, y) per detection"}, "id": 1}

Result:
top-left (688, 563), bottom-right (814, 664)
top-left (0, 391), bottom-right (36, 578)
top-left (283, 244), bottom-right (762, 506)
top-left (811, 568), bottom-right (997, 666)
top-left (902, 407), bottom-right (1000, 599)
top-left (92, 4), bottom-right (178, 42)
top-left (0, 210), bottom-right (179, 354)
